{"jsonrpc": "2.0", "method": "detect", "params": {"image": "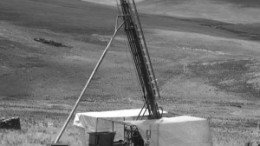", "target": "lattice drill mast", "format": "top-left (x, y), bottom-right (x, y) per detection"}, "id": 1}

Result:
top-left (119, 0), bottom-right (162, 119)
